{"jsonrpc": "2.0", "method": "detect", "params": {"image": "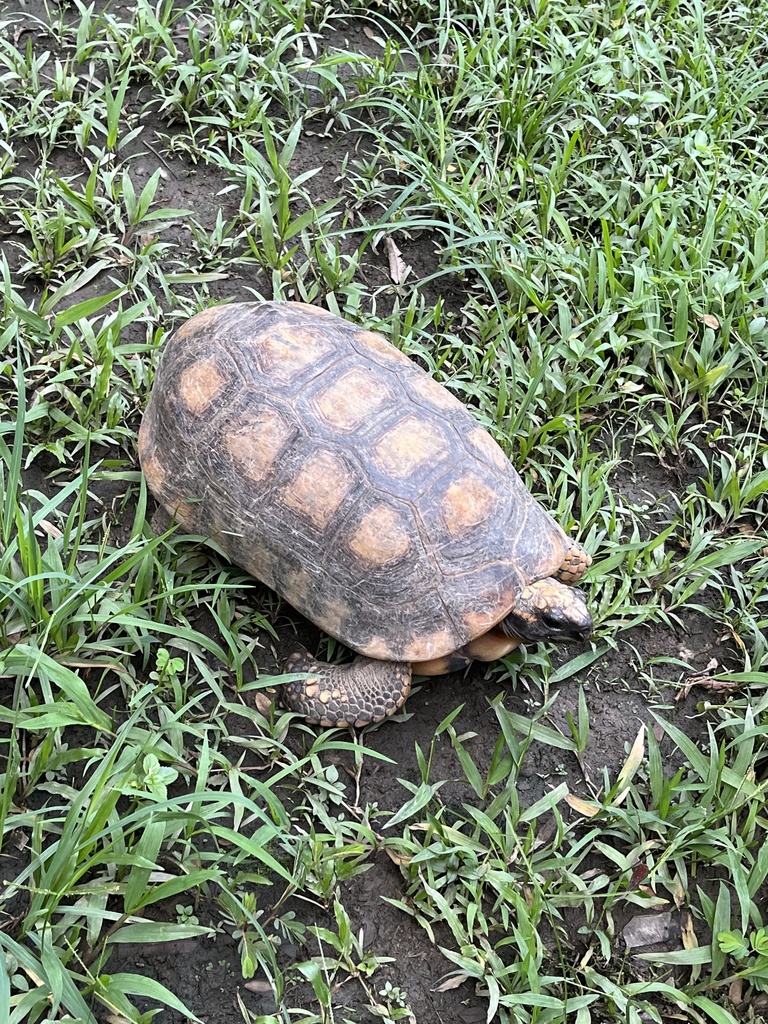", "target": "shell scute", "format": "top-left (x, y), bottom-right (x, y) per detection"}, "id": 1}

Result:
top-left (310, 365), bottom-right (393, 433)
top-left (259, 322), bottom-right (337, 383)
top-left (225, 406), bottom-right (296, 484)
top-left (373, 416), bottom-right (449, 480)
top-left (281, 448), bottom-right (356, 531)
top-left (347, 505), bottom-right (412, 566)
